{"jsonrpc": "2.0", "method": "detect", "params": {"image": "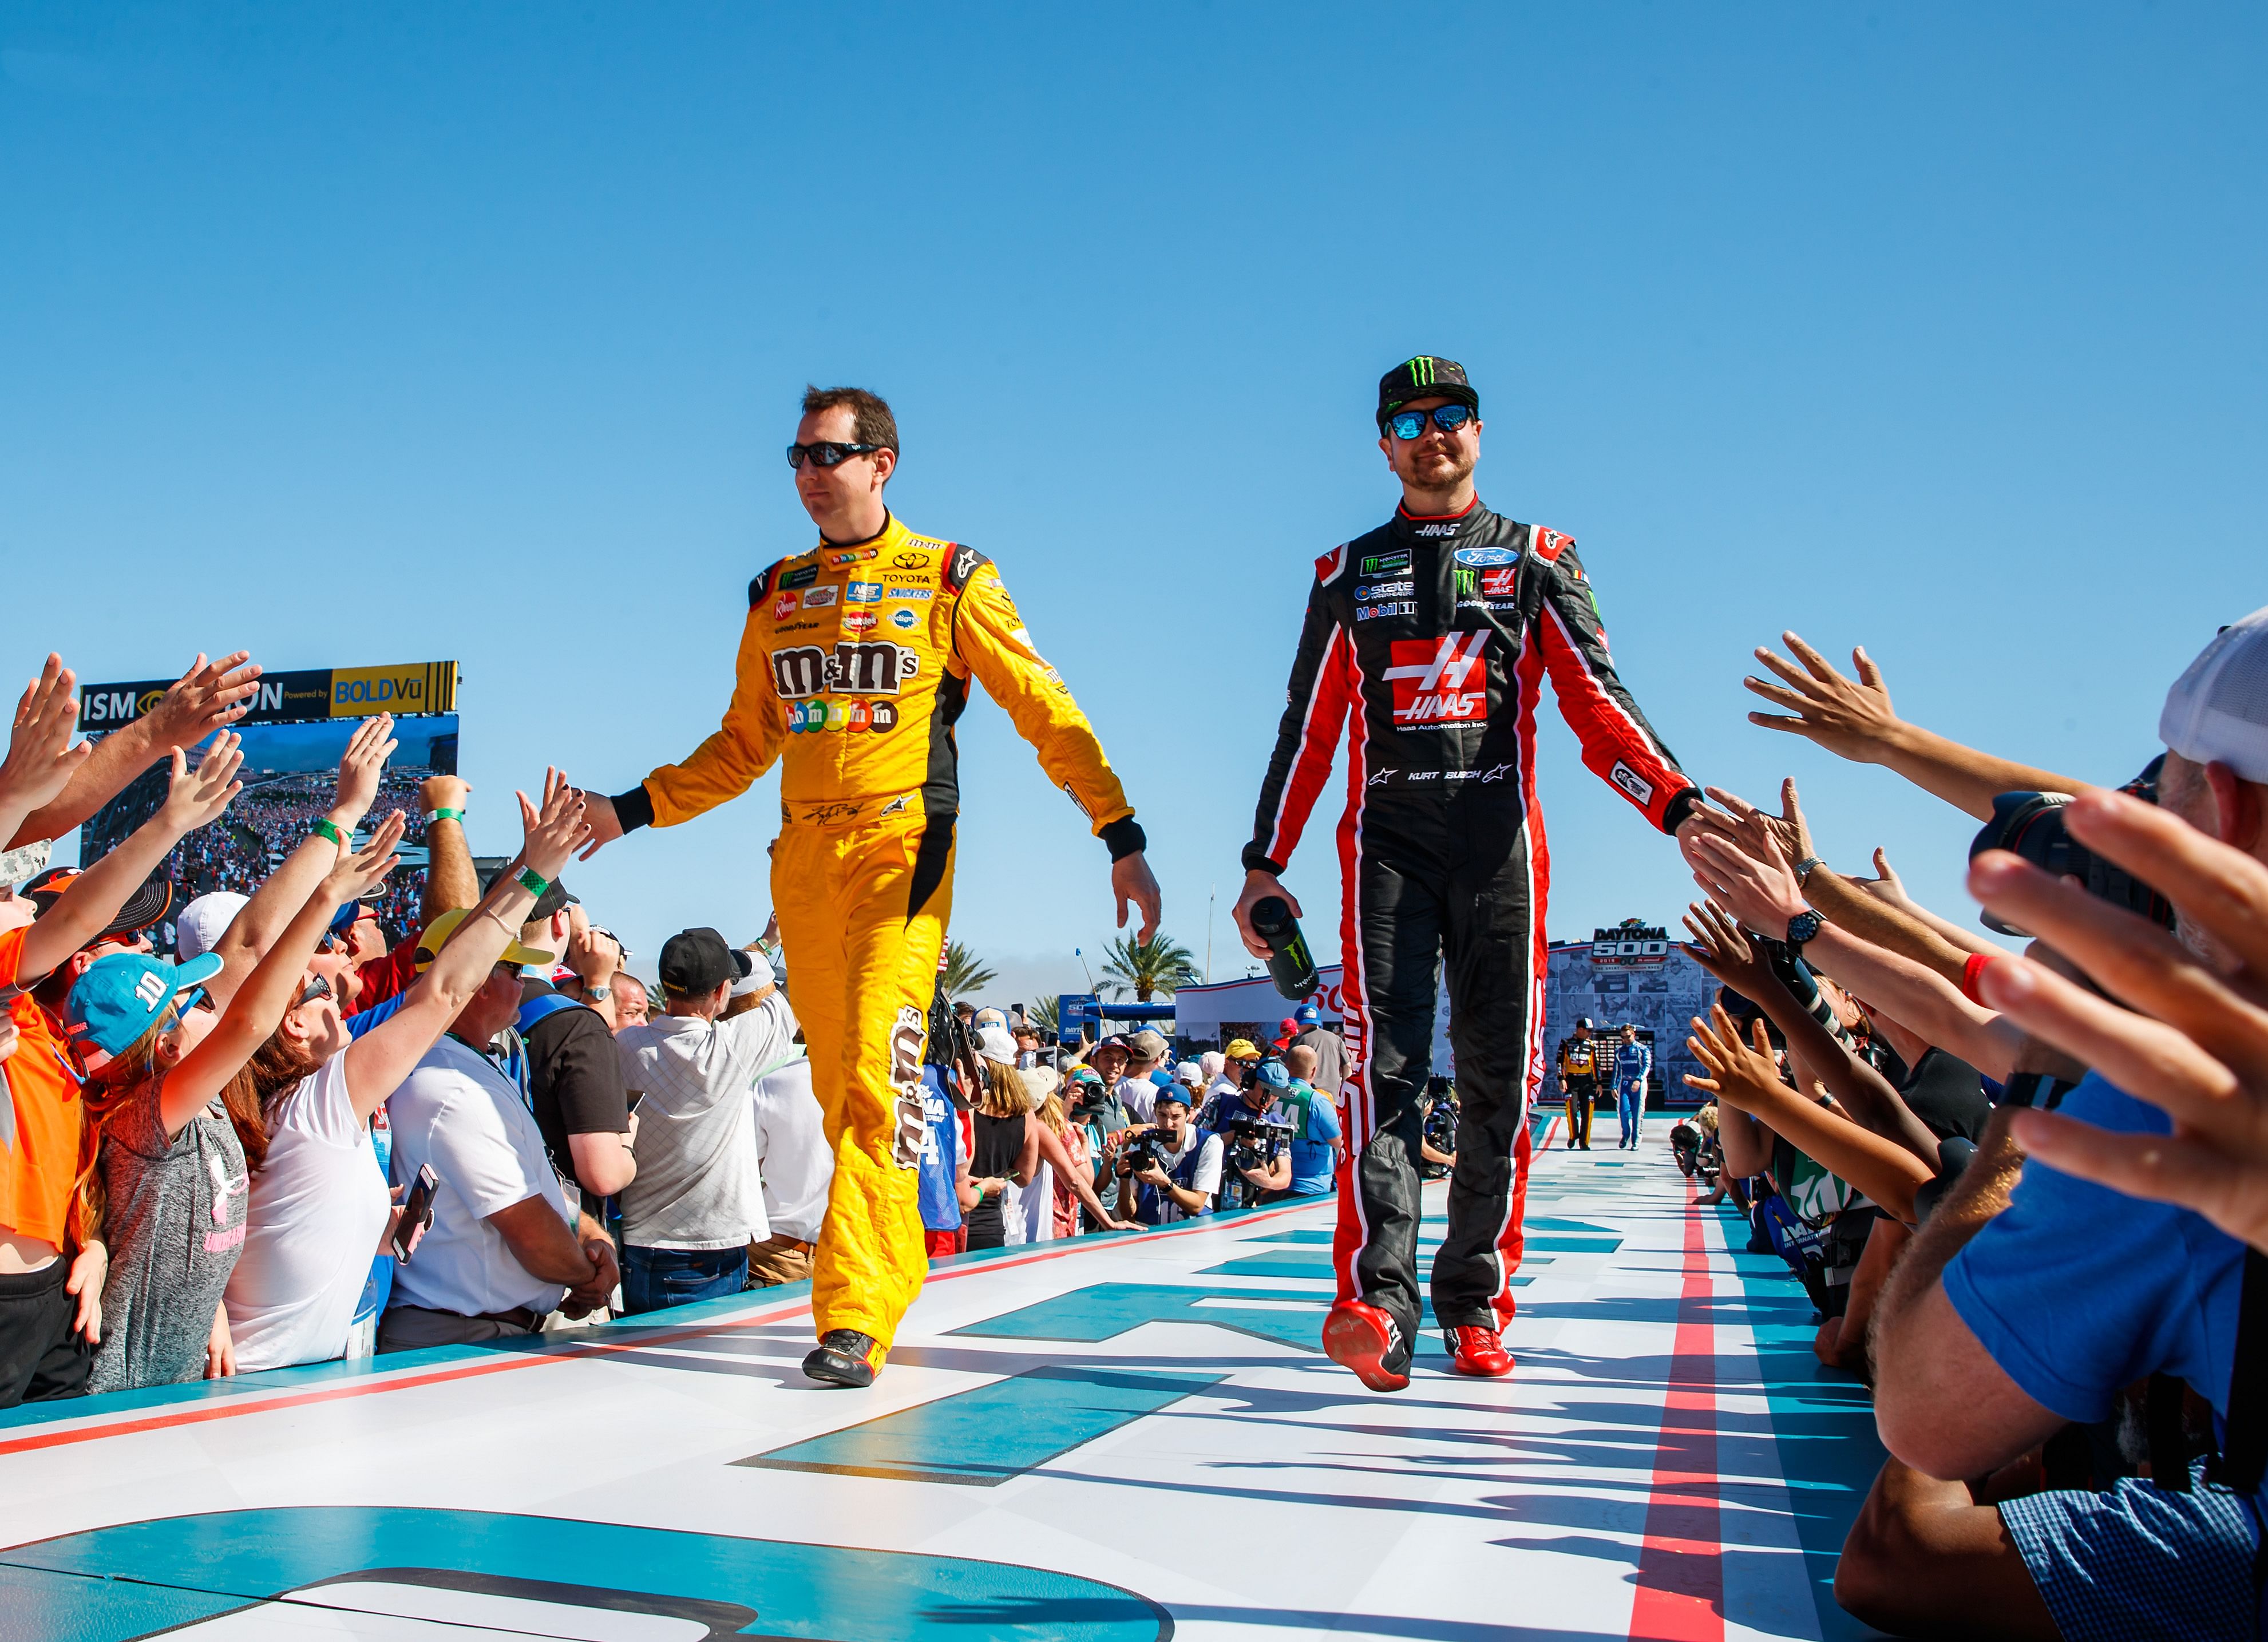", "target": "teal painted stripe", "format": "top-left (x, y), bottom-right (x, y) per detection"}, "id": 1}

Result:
top-left (737, 1364), bottom-right (1226, 1487)
top-left (5, 1506), bottom-right (1169, 1641)
top-left (1719, 1212), bottom-right (1887, 1641)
